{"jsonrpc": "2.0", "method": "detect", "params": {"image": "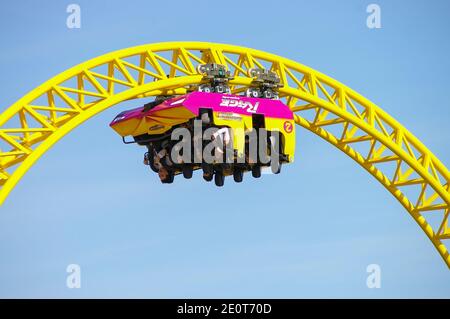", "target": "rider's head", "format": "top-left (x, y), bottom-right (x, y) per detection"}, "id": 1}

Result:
top-left (158, 167), bottom-right (169, 181)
